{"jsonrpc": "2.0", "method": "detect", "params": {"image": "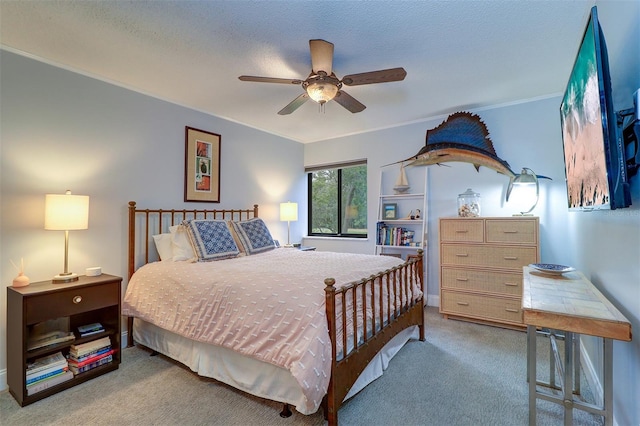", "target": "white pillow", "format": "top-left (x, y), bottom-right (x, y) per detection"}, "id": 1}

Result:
top-left (152, 233), bottom-right (173, 261)
top-left (169, 224), bottom-right (196, 262)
